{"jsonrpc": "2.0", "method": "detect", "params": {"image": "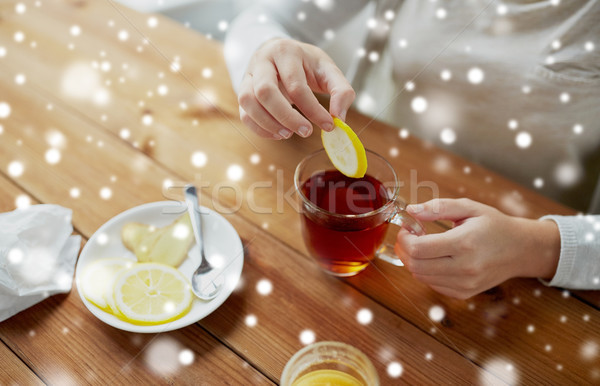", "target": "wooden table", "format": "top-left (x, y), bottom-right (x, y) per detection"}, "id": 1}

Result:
top-left (1, 1), bottom-right (599, 384)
